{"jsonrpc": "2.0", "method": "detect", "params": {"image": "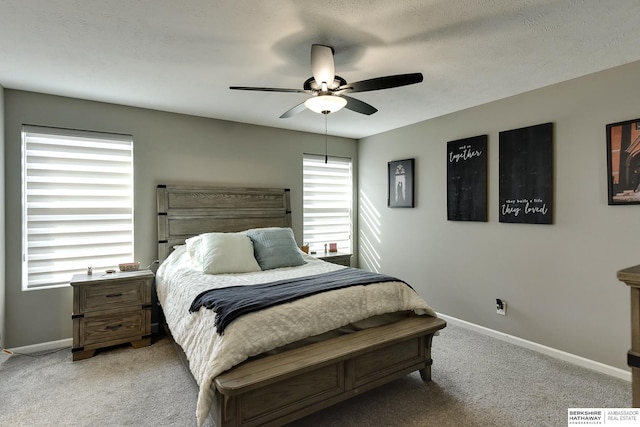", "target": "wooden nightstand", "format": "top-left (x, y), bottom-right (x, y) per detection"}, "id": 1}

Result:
top-left (70, 269), bottom-right (154, 361)
top-left (313, 251), bottom-right (352, 267)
